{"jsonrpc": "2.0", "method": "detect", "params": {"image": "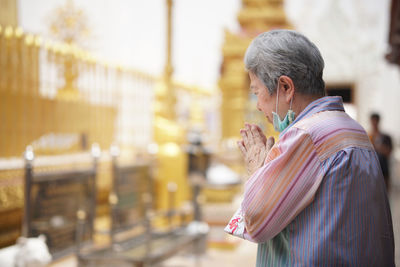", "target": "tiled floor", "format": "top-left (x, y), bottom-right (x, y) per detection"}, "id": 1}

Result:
top-left (49, 239), bottom-right (257, 267)
top-left (159, 240), bottom-right (257, 267)
top-left (51, 187), bottom-right (400, 267)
